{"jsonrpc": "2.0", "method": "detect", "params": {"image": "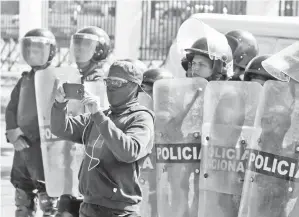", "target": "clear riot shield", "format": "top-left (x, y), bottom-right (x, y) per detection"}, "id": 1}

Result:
top-left (154, 77), bottom-right (208, 217)
top-left (238, 80), bottom-right (299, 217)
top-left (138, 92), bottom-right (153, 110)
top-left (262, 42), bottom-right (299, 82)
top-left (137, 91), bottom-right (157, 217)
top-left (138, 150), bottom-right (157, 217)
top-left (84, 79), bottom-right (109, 110)
top-left (35, 66), bottom-right (85, 197)
top-left (163, 41), bottom-right (186, 78)
top-left (199, 81), bottom-right (262, 217)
